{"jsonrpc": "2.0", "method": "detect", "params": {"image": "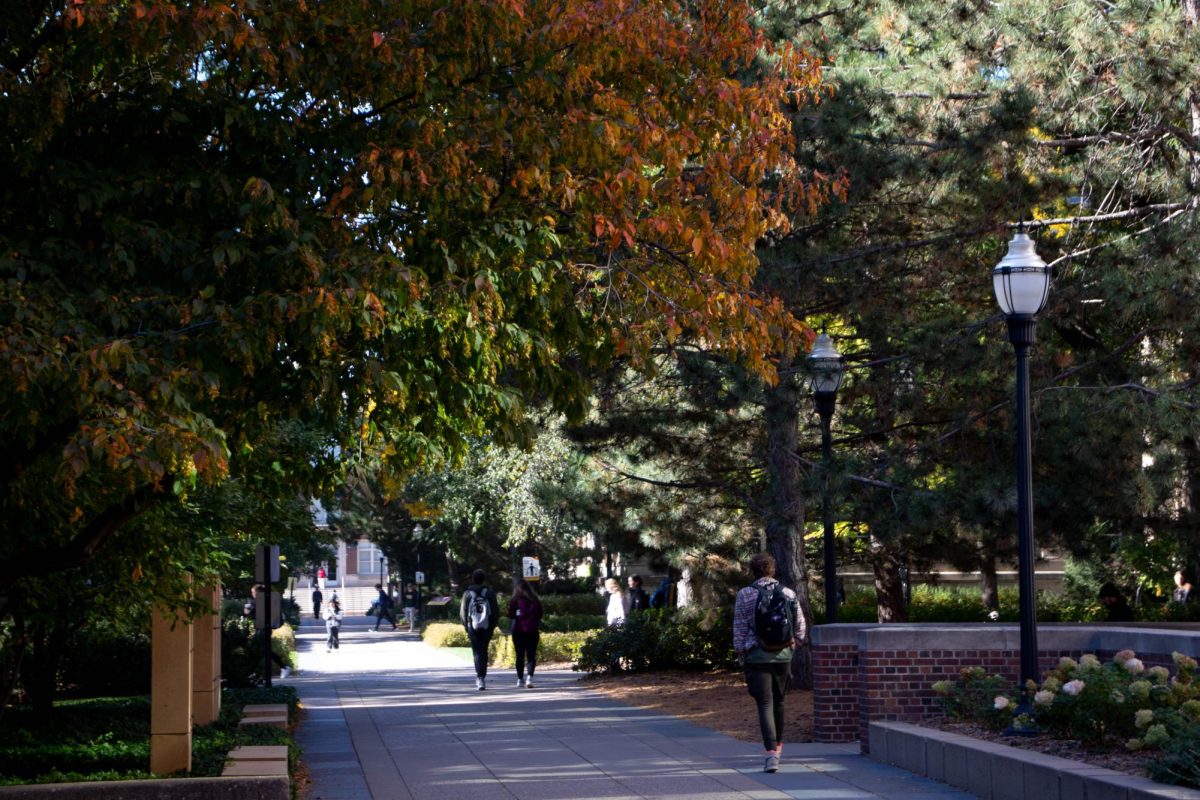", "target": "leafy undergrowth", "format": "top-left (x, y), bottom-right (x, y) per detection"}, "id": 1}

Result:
top-left (0, 686), bottom-right (298, 786)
